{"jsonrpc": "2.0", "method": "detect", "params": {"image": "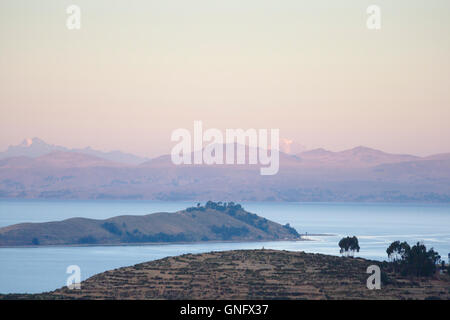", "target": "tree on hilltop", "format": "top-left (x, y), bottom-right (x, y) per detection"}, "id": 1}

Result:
top-left (338, 236), bottom-right (360, 257)
top-left (386, 241), bottom-right (441, 277)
